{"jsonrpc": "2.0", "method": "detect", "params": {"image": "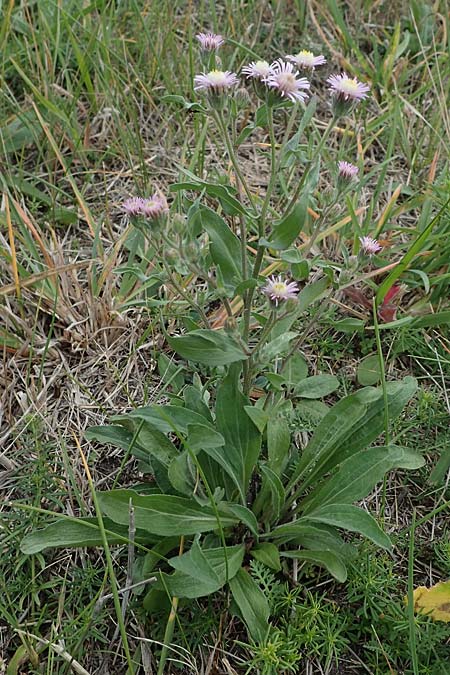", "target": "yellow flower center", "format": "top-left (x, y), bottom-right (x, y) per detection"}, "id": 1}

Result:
top-left (278, 73), bottom-right (297, 89)
top-left (340, 77), bottom-right (359, 93)
top-left (208, 70), bottom-right (227, 85)
top-left (272, 282), bottom-right (287, 294)
top-left (297, 50), bottom-right (314, 64)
